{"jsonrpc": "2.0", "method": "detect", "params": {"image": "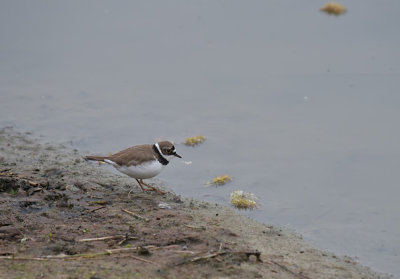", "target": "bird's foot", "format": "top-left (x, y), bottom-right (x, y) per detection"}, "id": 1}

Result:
top-left (136, 180), bottom-right (165, 195)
